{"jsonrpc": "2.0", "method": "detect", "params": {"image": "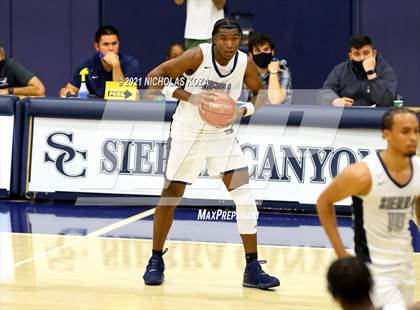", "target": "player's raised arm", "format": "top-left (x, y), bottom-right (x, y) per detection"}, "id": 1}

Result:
top-left (316, 162), bottom-right (371, 257)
